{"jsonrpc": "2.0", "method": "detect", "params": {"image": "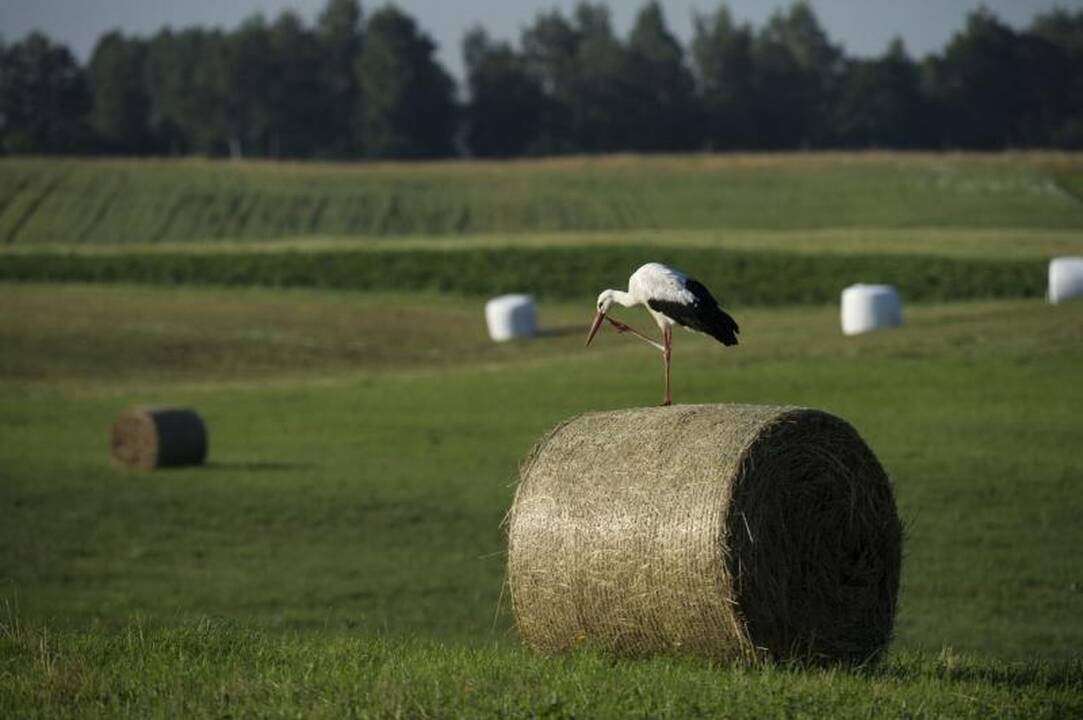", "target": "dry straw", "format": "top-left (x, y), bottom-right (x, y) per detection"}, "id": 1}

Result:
top-left (110, 407), bottom-right (208, 470)
top-left (507, 404), bottom-right (902, 666)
